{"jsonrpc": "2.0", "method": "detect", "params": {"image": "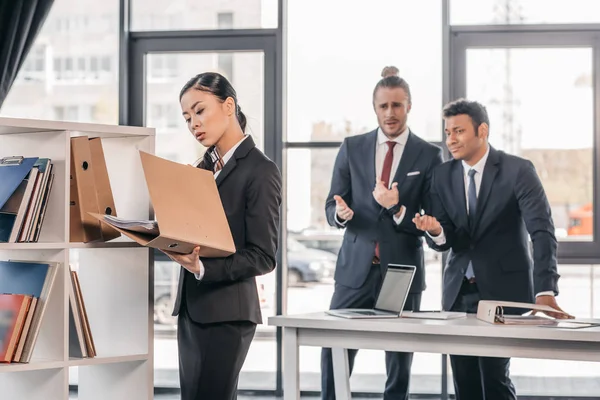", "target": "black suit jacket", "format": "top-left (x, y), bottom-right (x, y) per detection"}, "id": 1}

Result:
top-left (172, 136), bottom-right (282, 325)
top-left (325, 129), bottom-right (443, 291)
top-left (426, 146), bottom-right (560, 310)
